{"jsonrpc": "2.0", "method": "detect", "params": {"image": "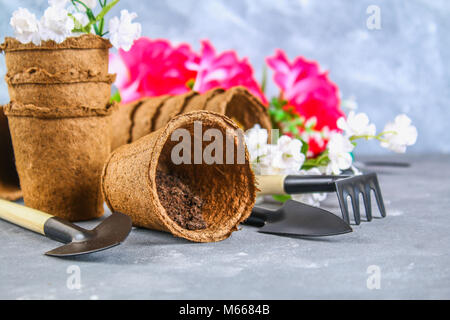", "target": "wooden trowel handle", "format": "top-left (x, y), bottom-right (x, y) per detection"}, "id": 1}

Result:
top-left (256, 175), bottom-right (339, 195)
top-left (256, 175), bottom-right (287, 195)
top-left (0, 199), bottom-right (53, 235)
